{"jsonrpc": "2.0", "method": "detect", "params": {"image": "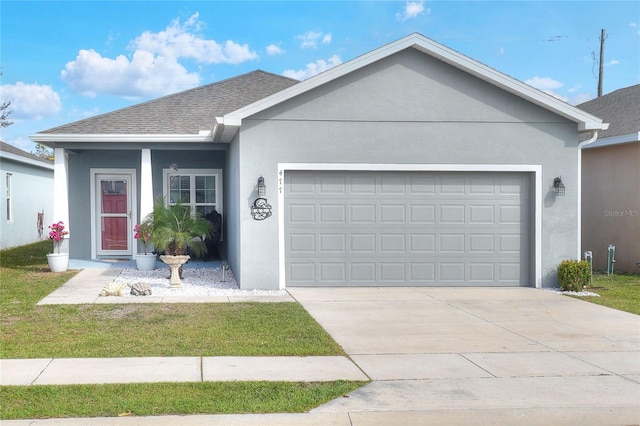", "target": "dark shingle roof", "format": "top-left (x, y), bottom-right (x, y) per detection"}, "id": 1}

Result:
top-left (0, 141), bottom-right (53, 164)
top-left (578, 84), bottom-right (640, 139)
top-left (40, 70), bottom-right (299, 135)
